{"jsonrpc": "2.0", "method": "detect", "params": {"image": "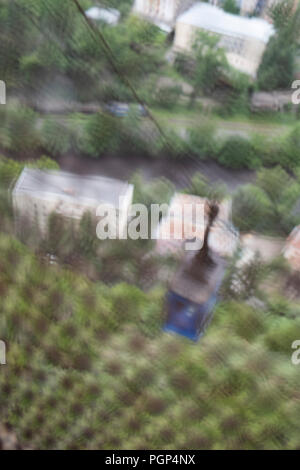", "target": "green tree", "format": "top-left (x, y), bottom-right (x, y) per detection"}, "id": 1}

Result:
top-left (0, 105), bottom-right (40, 154)
top-left (76, 211), bottom-right (97, 259)
top-left (223, 71), bottom-right (250, 116)
top-left (83, 112), bottom-right (120, 157)
top-left (257, 37), bottom-right (295, 90)
top-left (154, 85), bottom-right (182, 109)
top-left (279, 123), bottom-right (300, 169)
top-left (188, 121), bottom-right (218, 159)
top-left (233, 166), bottom-right (300, 233)
top-left (257, 0), bottom-right (300, 90)
top-left (190, 31), bottom-right (228, 103)
top-left (256, 166), bottom-right (300, 232)
top-left (41, 119), bottom-right (72, 156)
top-left (223, 0), bottom-right (240, 15)
top-left (218, 136), bottom-right (260, 169)
top-left (232, 184), bottom-right (272, 232)
top-left (185, 172), bottom-right (228, 202)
